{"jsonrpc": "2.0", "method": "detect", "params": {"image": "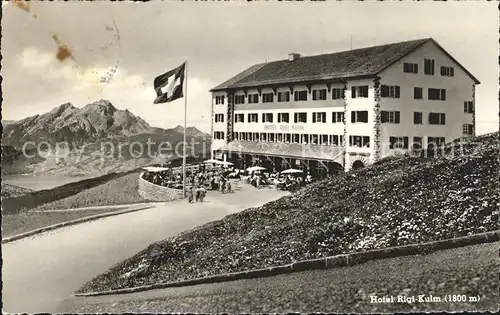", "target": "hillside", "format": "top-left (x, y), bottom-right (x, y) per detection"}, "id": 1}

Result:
top-left (1, 100), bottom-right (211, 176)
top-left (1, 183), bottom-right (33, 199)
top-left (78, 132), bottom-right (499, 293)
